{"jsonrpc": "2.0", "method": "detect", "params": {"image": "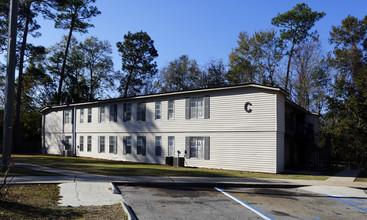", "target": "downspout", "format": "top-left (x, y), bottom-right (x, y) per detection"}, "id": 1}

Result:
top-left (73, 106), bottom-right (77, 156)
